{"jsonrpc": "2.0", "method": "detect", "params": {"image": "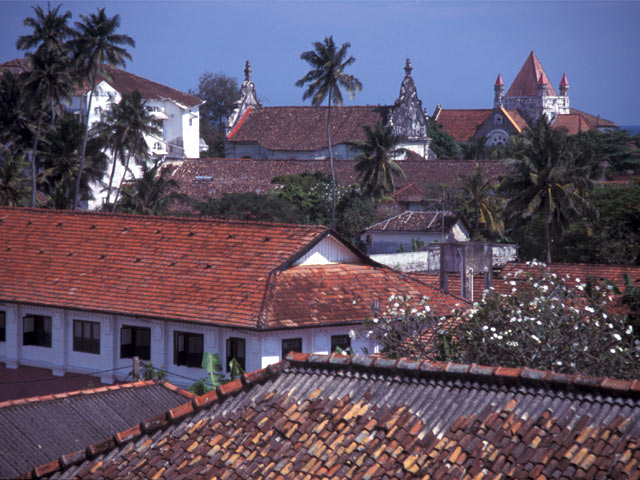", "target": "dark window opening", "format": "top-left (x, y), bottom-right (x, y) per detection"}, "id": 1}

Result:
top-left (331, 334), bottom-right (351, 353)
top-left (0, 311), bottom-right (5, 342)
top-left (226, 337), bottom-right (246, 372)
top-left (120, 325), bottom-right (151, 360)
top-left (73, 320), bottom-right (100, 354)
top-left (23, 315), bottom-right (52, 347)
top-left (282, 338), bottom-right (302, 359)
top-left (174, 331), bottom-right (204, 367)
